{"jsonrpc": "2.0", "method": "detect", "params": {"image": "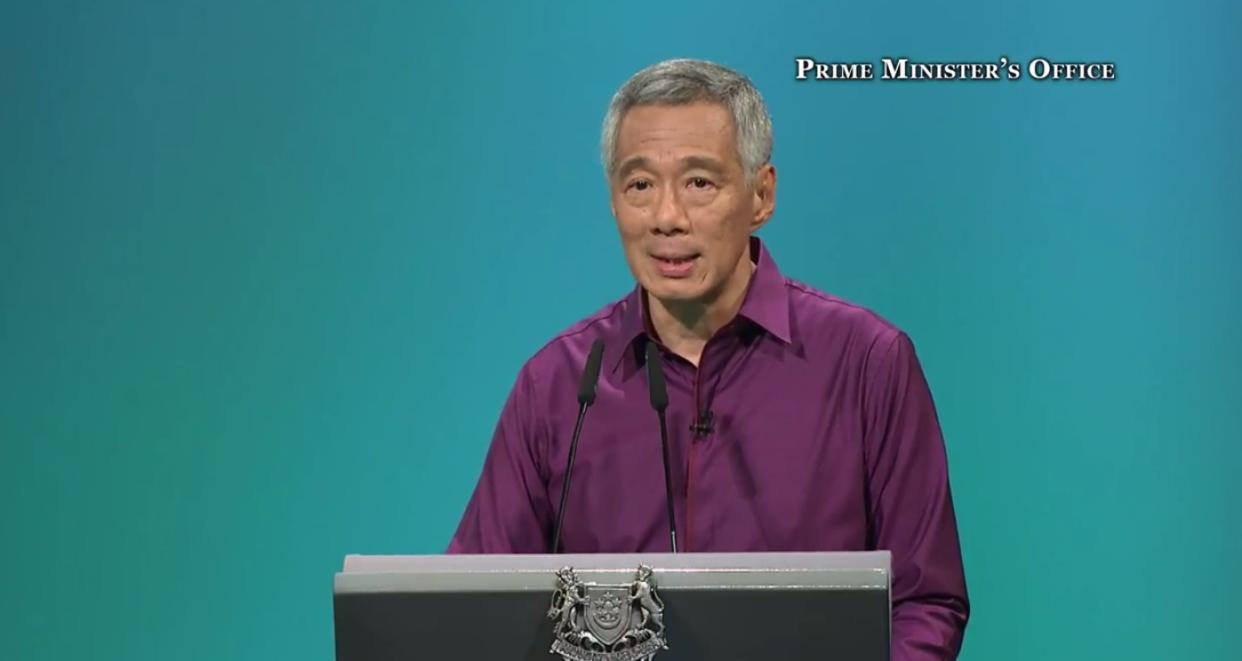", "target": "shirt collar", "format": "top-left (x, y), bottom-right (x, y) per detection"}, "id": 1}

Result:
top-left (611, 236), bottom-right (792, 375)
